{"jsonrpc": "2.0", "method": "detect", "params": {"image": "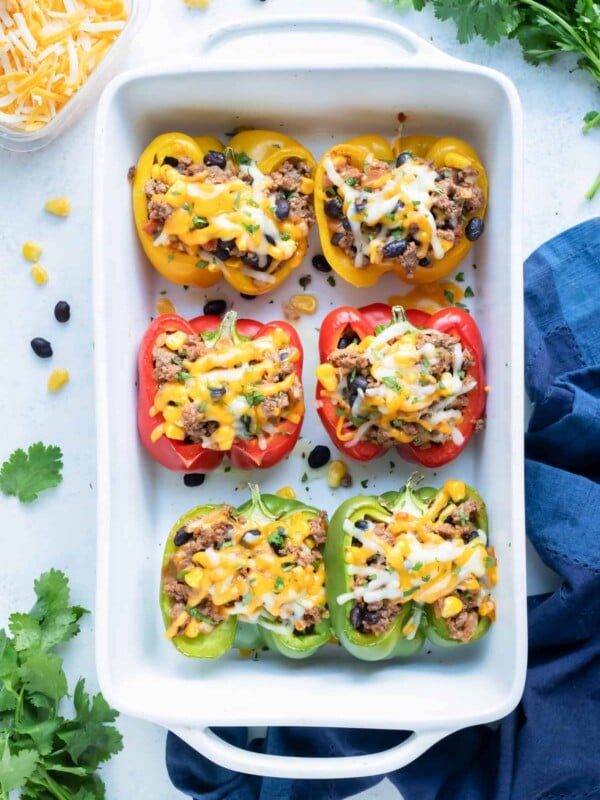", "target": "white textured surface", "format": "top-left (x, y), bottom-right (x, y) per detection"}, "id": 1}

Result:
top-left (0, 0), bottom-right (588, 796)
